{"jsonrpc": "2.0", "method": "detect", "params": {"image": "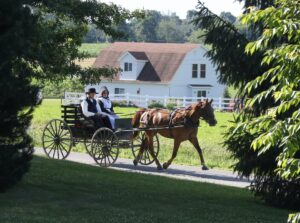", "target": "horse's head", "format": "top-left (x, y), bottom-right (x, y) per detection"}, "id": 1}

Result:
top-left (188, 99), bottom-right (217, 126)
